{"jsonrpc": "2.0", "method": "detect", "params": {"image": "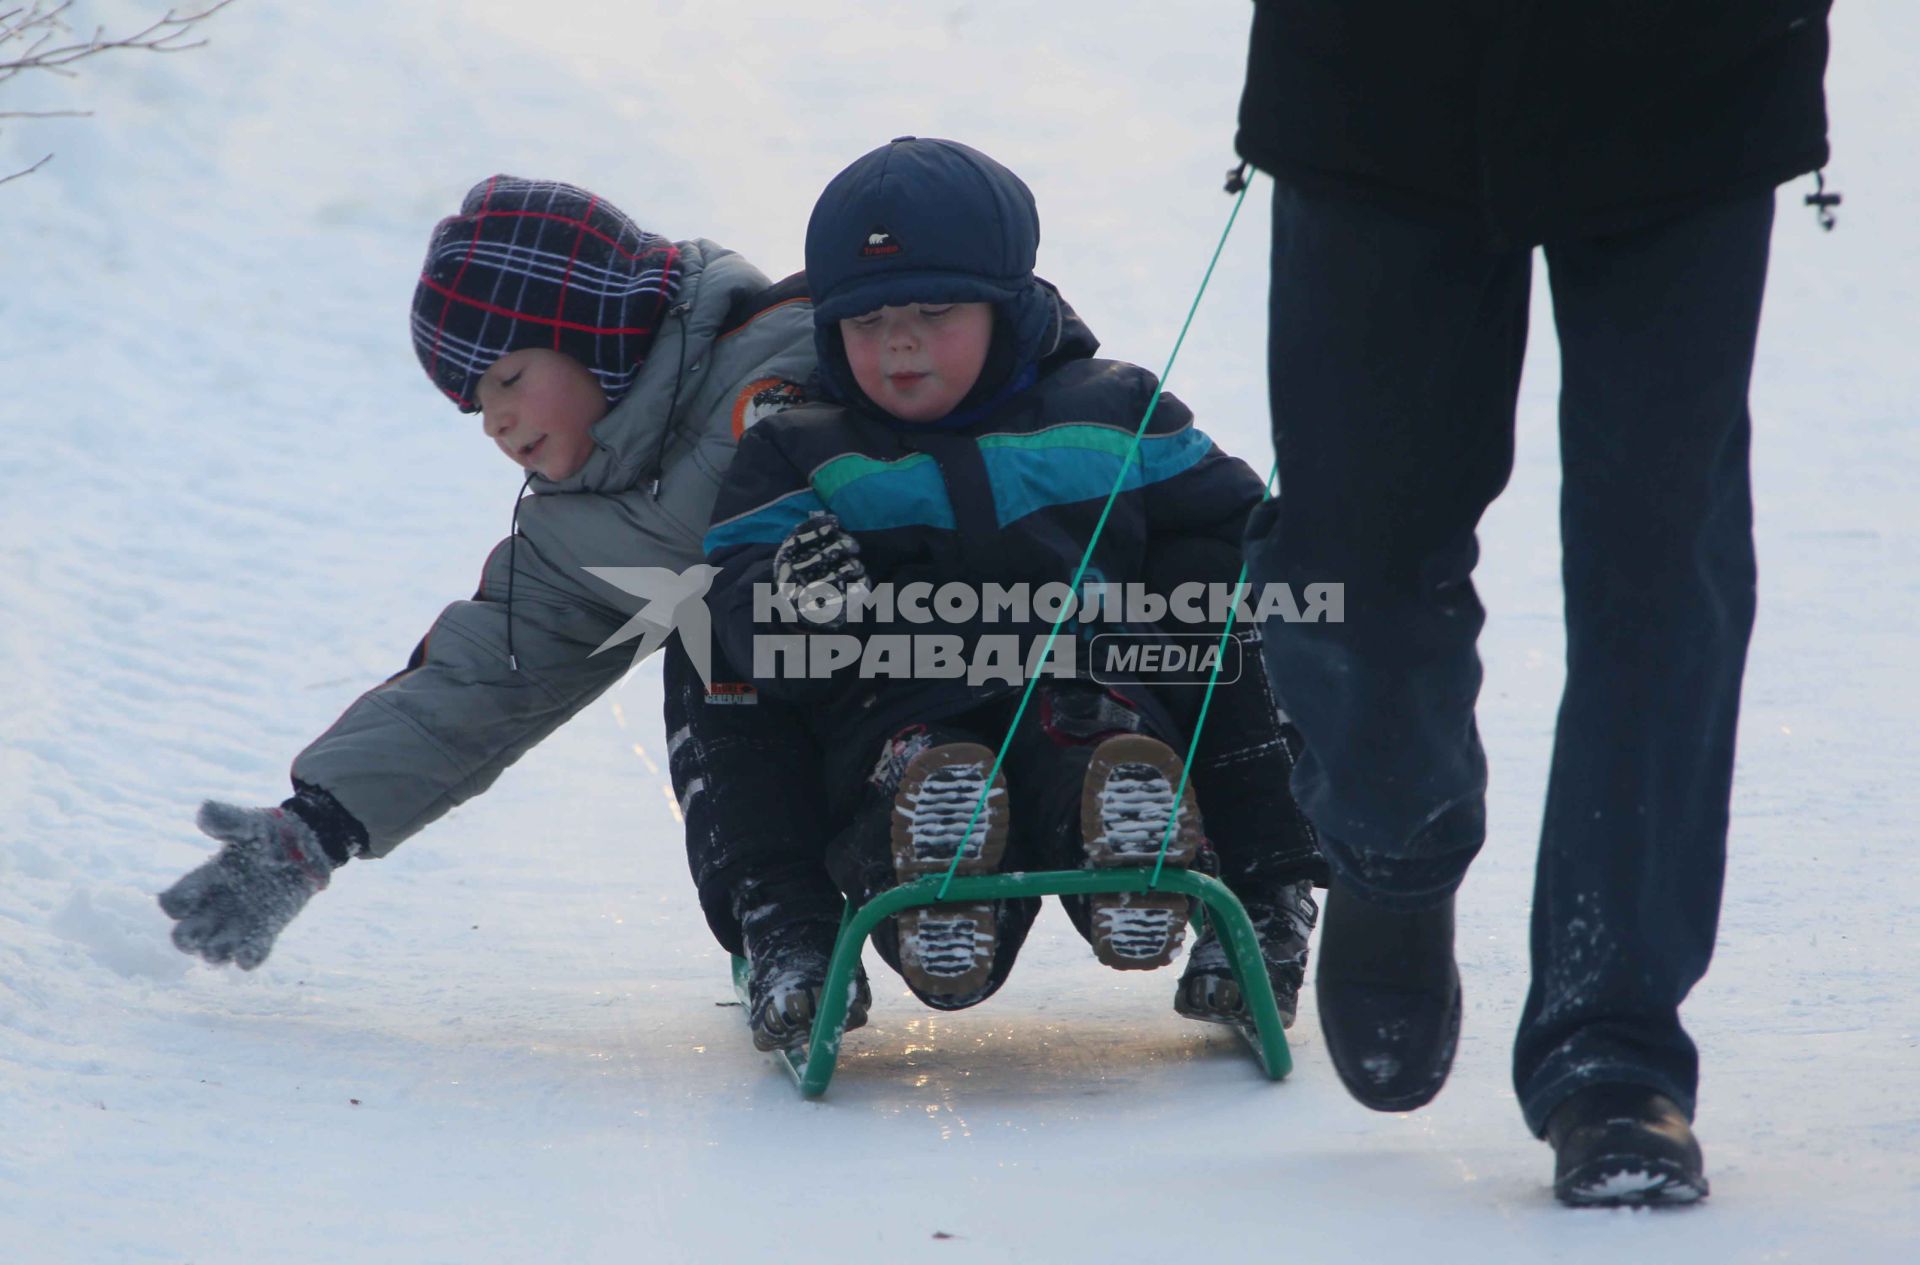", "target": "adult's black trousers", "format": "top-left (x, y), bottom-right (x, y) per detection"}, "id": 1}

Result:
top-left (1245, 181), bottom-right (1775, 1134)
